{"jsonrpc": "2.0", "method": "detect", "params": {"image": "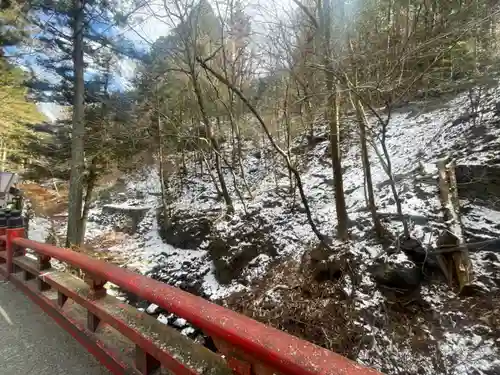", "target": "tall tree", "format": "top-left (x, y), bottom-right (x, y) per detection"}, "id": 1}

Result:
top-left (26, 0), bottom-right (141, 246)
top-left (0, 0), bottom-right (45, 171)
top-left (320, 0), bottom-right (349, 240)
top-left (138, 0), bottom-right (235, 214)
top-left (67, 0), bottom-right (86, 247)
top-left (0, 61), bottom-right (46, 171)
